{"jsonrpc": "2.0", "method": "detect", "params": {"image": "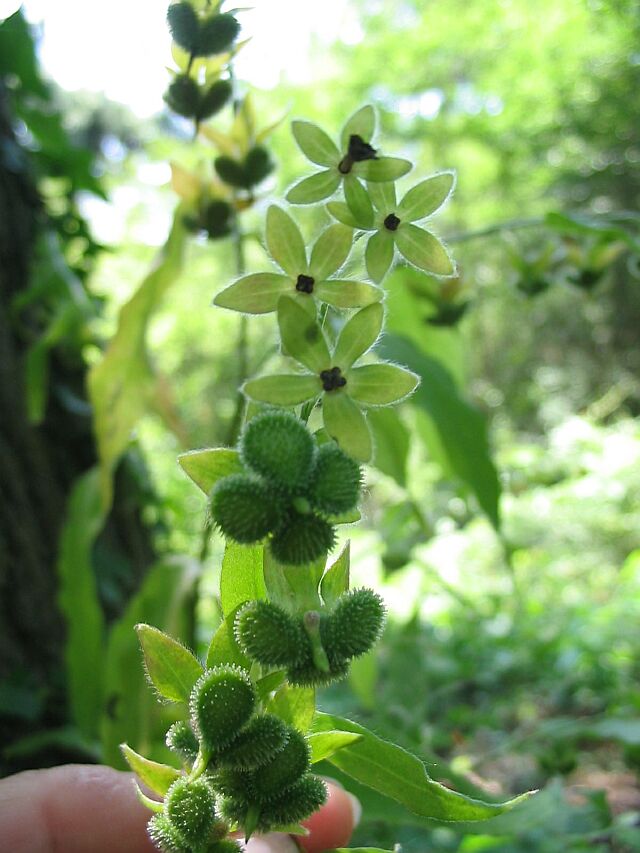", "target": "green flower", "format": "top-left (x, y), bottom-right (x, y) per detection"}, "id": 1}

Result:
top-left (243, 297), bottom-right (419, 462)
top-left (285, 105), bottom-right (412, 217)
top-left (213, 204), bottom-right (381, 314)
top-left (327, 172), bottom-right (456, 283)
